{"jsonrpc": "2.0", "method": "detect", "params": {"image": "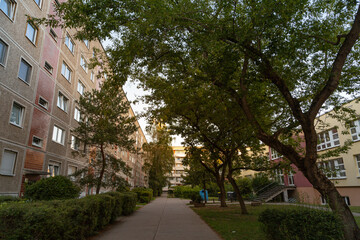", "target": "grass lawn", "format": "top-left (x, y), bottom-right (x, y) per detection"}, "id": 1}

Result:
top-left (350, 206), bottom-right (360, 213)
top-left (192, 204), bottom-right (360, 240)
